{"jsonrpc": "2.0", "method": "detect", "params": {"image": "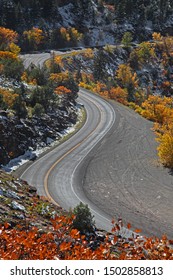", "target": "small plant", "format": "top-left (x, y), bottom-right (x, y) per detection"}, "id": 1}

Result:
top-left (72, 202), bottom-right (95, 234)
